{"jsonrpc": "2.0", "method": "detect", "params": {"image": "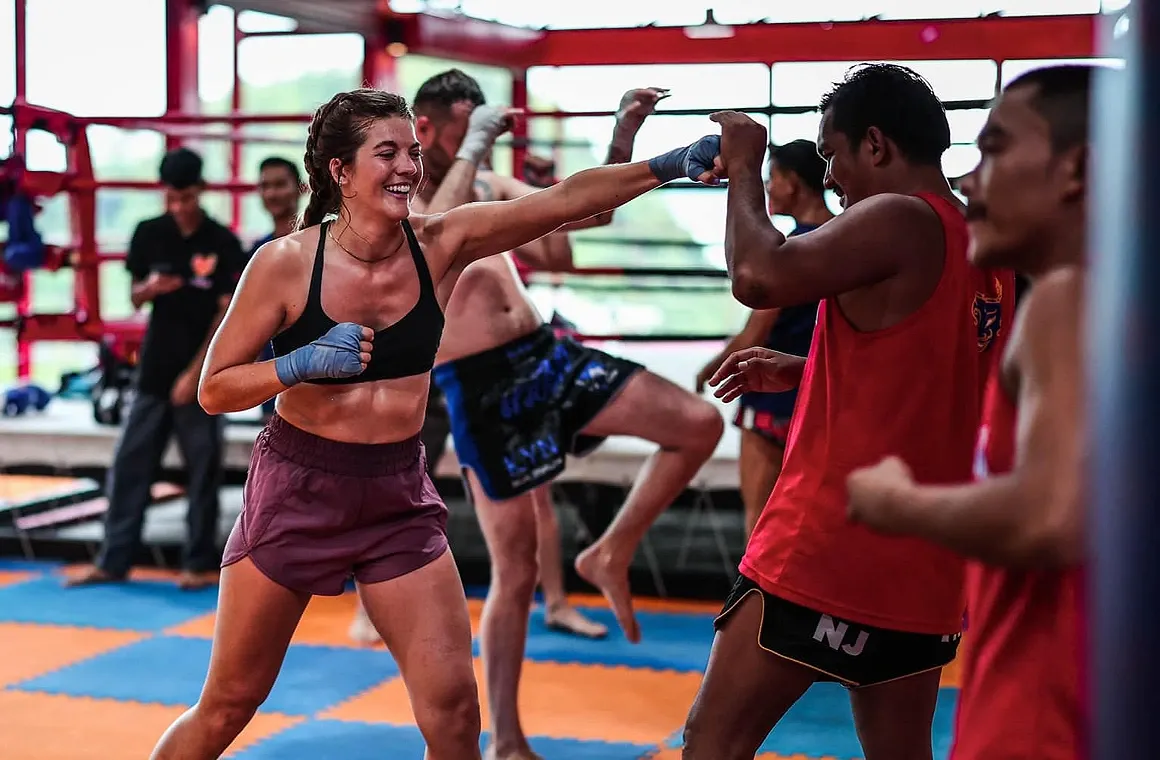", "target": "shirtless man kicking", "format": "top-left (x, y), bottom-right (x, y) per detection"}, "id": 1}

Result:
top-left (847, 63), bottom-right (1099, 760)
top-left (411, 69), bottom-right (724, 760)
top-left (681, 64), bottom-right (1015, 760)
